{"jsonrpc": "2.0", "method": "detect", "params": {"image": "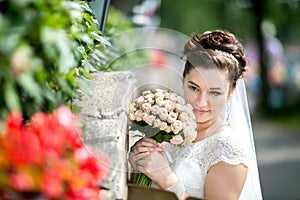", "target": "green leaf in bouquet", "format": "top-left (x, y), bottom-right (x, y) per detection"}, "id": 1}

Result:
top-left (129, 121), bottom-right (162, 138)
top-left (151, 131), bottom-right (173, 143)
